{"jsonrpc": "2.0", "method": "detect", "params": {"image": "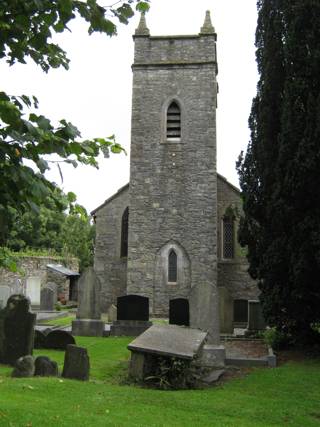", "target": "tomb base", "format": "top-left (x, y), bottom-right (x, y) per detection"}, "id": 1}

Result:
top-left (110, 320), bottom-right (152, 337)
top-left (72, 319), bottom-right (105, 337)
top-left (198, 344), bottom-right (226, 368)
